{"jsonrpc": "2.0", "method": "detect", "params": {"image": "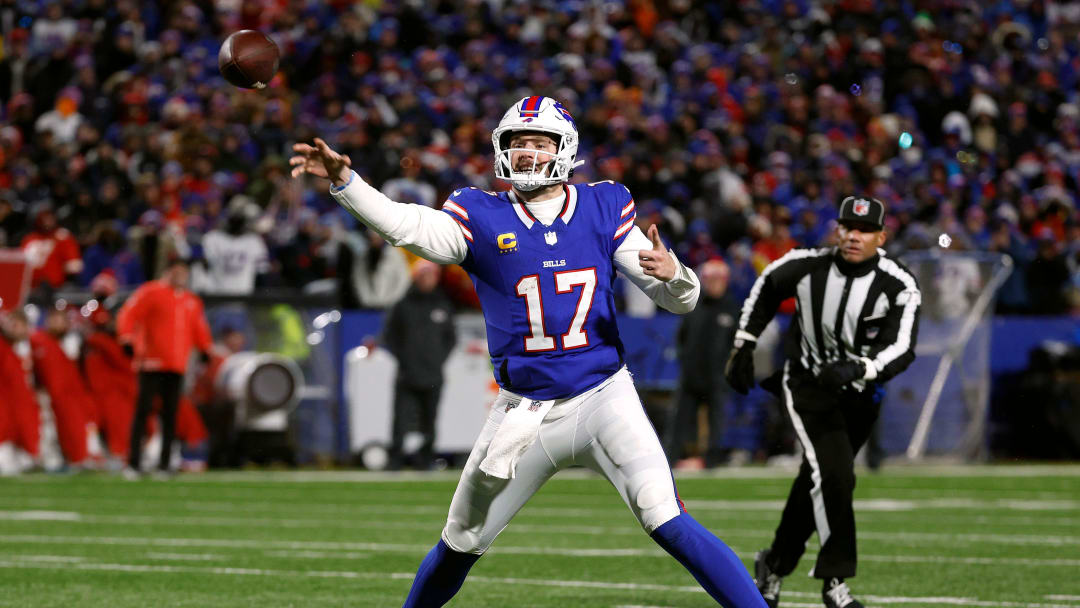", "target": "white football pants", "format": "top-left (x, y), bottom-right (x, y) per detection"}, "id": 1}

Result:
top-left (442, 367), bottom-right (682, 554)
